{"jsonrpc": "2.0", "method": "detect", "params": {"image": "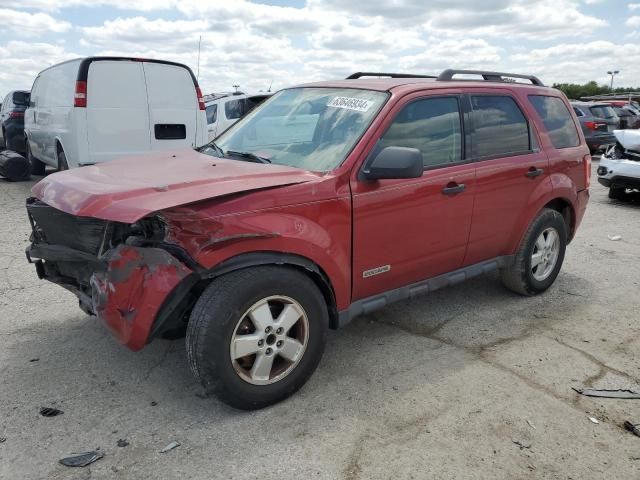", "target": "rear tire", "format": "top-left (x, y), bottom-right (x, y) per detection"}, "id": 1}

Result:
top-left (186, 266), bottom-right (329, 410)
top-left (57, 147), bottom-right (68, 171)
top-left (609, 186), bottom-right (627, 201)
top-left (500, 208), bottom-right (567, 296)
top-left (26, 142), bottom-right (45, 176)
